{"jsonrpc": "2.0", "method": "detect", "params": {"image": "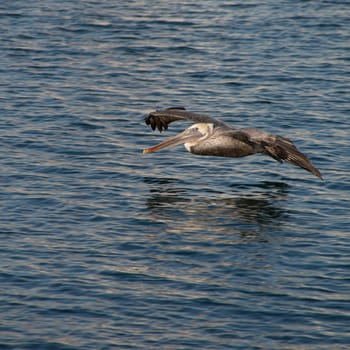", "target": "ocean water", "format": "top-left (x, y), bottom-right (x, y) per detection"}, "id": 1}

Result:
top-left (1, 1), bottom-right (350, 349)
